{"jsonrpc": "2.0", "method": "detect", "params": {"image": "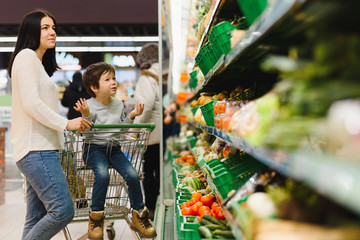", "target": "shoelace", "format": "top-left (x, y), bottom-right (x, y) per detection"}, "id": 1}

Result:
top-left (90, 218), bottom-right (103, 229)
top-left (141, 218), bottom-right (152, 228)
